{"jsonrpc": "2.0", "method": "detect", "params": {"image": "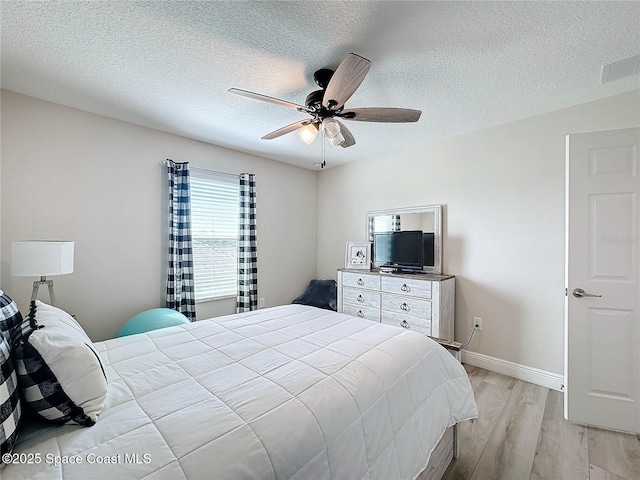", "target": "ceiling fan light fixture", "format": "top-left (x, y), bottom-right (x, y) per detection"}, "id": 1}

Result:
top-left (328, 131), bottom-right (345, 147)
top-left (230, 53), bottom-right (421, 152)
top-left (298, 123), bottom-right (318, 145)
top-left (322, 118), bottom-right (345, 147)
